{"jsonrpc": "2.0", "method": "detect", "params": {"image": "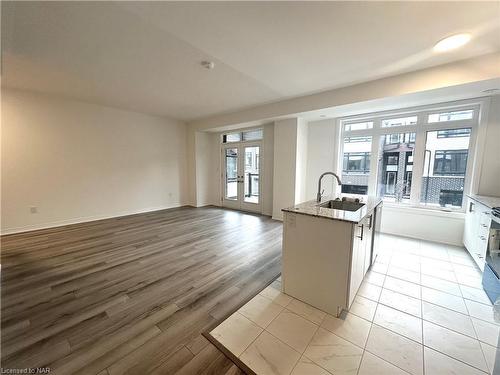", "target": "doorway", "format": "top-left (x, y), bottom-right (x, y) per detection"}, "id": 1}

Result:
top-left (222, 143), bottom-right (262, 213)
